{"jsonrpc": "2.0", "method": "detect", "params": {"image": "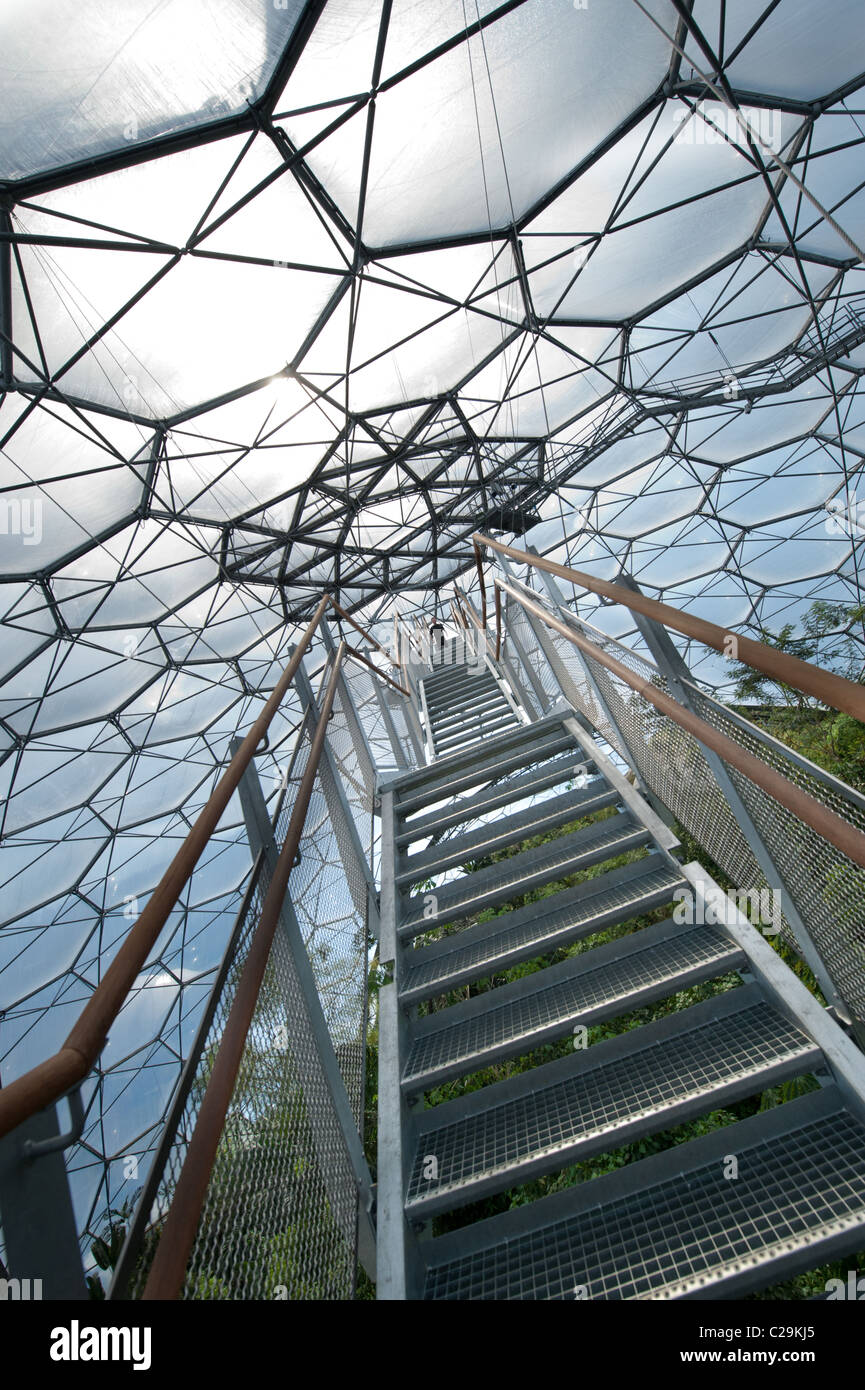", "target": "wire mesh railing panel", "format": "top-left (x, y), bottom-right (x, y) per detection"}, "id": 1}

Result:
top-left (508, 580), bottom-right (865, 1026)
top-left (535, 619), bottom-right (628, 762)
top-left (580, 641), bottom-right (765, 884)
top-left (340, 661), bottom-right (396, 776)
top-left (119, 857), bottom-right (269, 1299)
top-left (499, 639), bottom-right (542, 718)
top-left (118, 690), bottom-right (371, 1300)
top-left (178, 913), bottom-right (360, 1301)
top-left (505, 594), bottom-right (562, 711)
top-left (511, 582), bottom-right (788, 925)
top-left (689, 689), bottom-right (865, 1024)
top-left (330, 675), bottom-right (376, 812)
top-left (383, 685), bottom-right (421, 769)
top-left (180, 707), bottom-right (368, 1300)
top-left (274, 716), bottom-right (368, 1125)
